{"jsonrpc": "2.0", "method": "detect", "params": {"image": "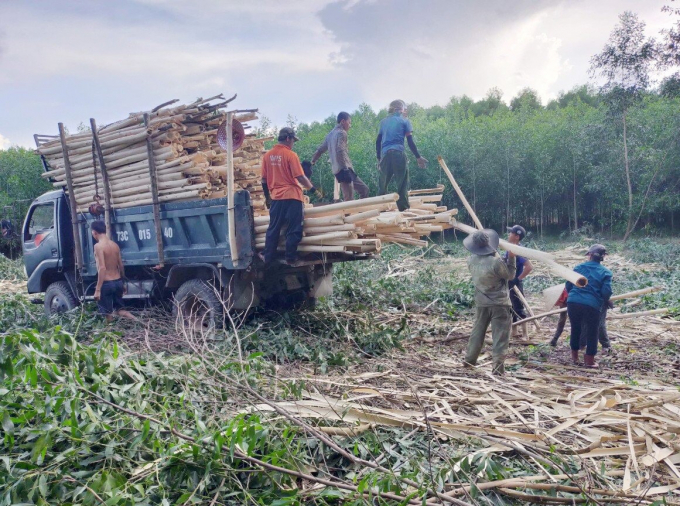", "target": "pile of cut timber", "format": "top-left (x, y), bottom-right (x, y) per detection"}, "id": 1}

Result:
top-left (254, 186), bottom-right (458, 255)
top-left (36, 95), bottom-right (268, 214)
